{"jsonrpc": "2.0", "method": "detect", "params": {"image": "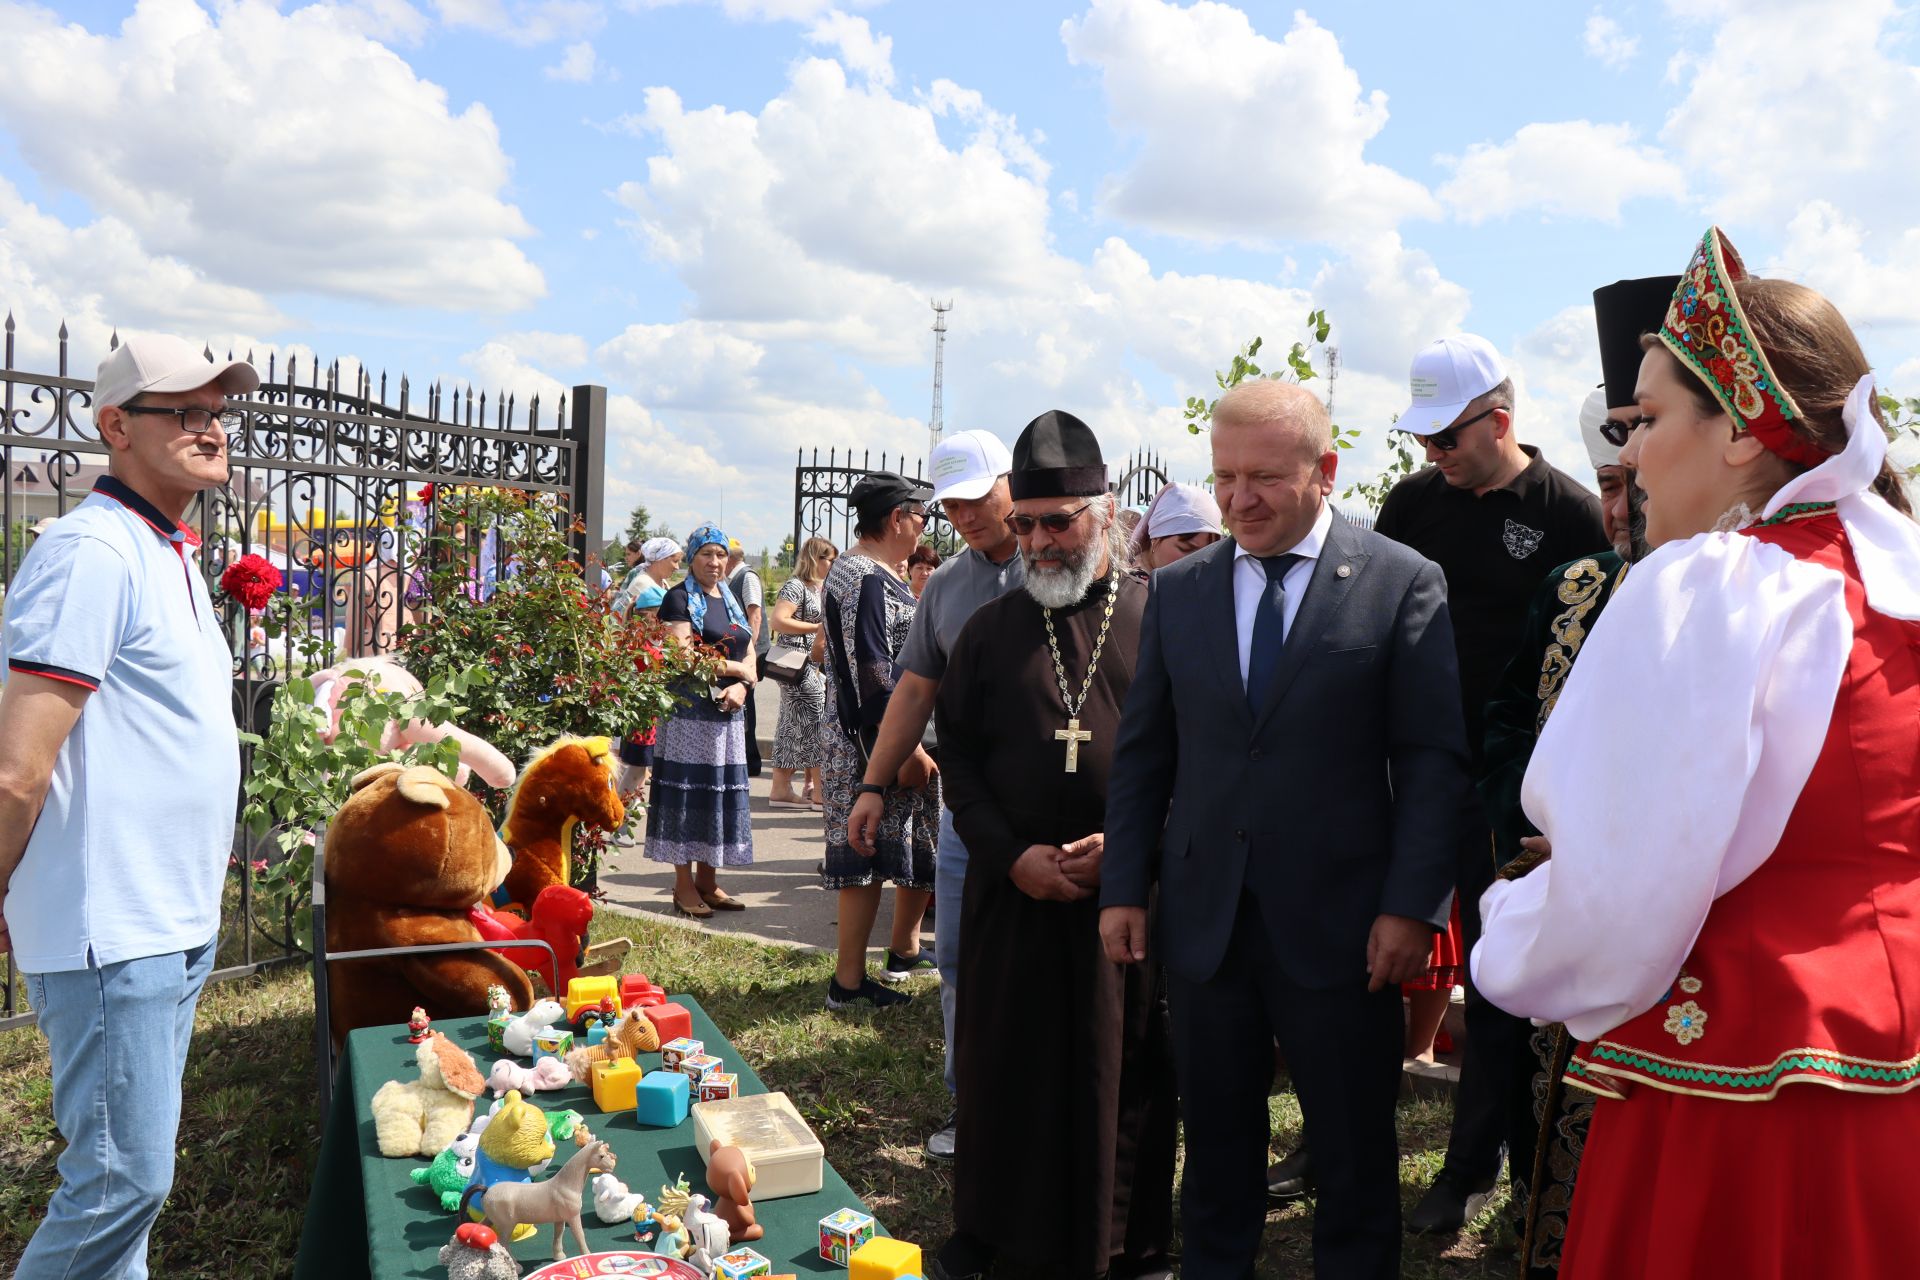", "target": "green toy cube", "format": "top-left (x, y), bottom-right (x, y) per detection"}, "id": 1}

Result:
top-left (486, 1013), bottom-right (512, 1055)
top-left (533, 1028), bottom-right (574, 1062)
